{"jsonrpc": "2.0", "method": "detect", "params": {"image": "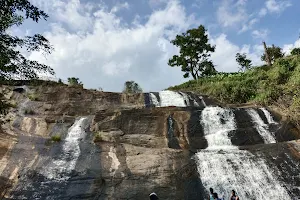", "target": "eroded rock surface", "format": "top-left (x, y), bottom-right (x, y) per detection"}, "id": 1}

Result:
top-left (0, 84), bottom-right (299, 199)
